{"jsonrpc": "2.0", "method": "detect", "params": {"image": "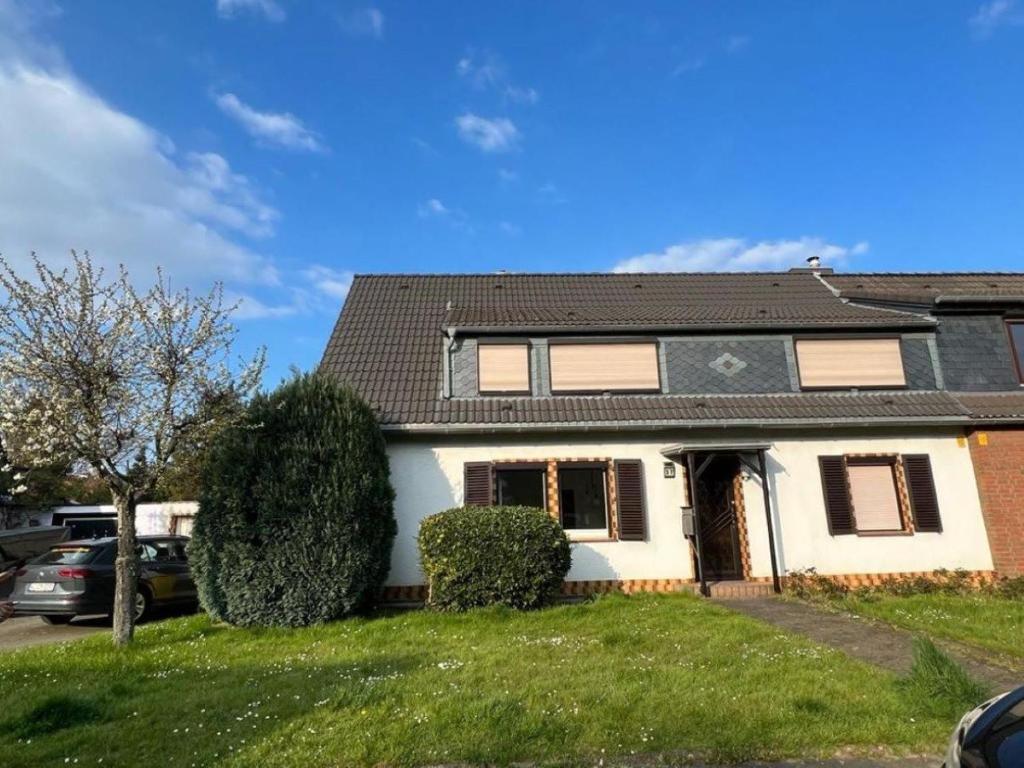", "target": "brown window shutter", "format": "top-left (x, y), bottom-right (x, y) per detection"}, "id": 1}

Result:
top-left (614, 460), bottom-right (647, 541)
top-left (819, 456), bottom-right (855, 535)
top-left (903, 454), bottom-right (942, 533)
top-left (463, 462), bottom-right (493, 507)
